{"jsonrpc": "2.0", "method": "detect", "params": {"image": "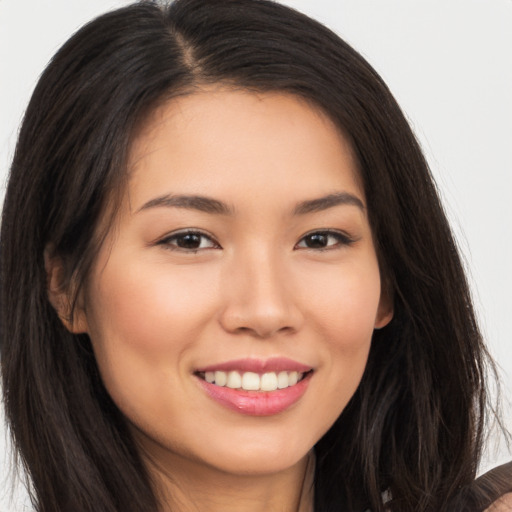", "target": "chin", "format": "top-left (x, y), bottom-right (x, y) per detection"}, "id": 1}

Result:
top-left (206, 449), bottom-right (309, 477)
